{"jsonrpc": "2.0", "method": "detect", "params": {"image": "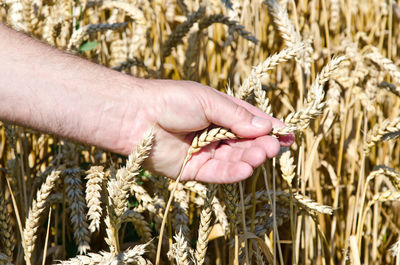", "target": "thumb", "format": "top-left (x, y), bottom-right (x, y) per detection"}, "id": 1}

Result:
top-left (201, 92), bottom-right (272, 138)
